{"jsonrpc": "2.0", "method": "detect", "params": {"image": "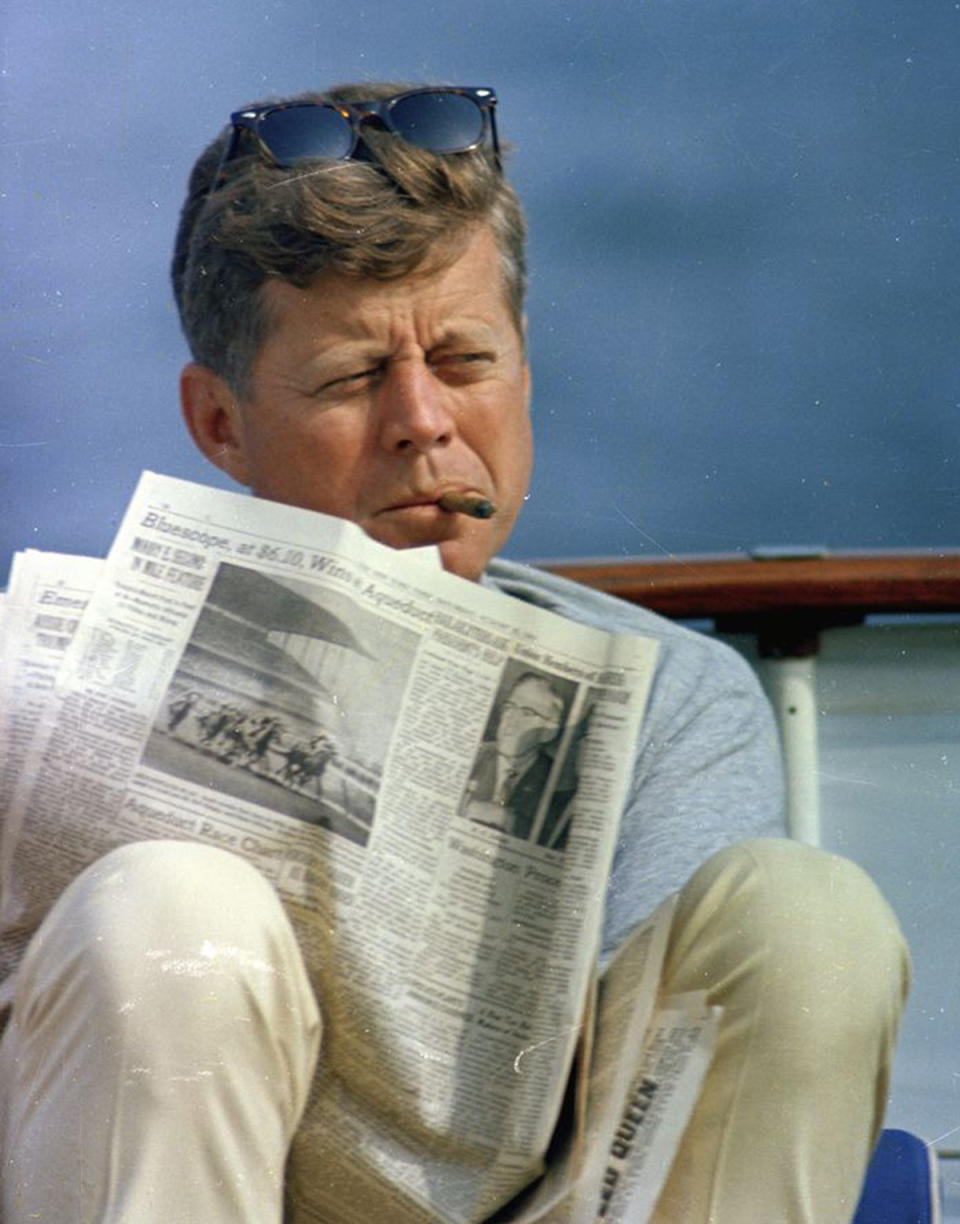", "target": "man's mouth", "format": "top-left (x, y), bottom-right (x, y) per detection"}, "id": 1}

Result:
top-left (378, 489), bottom-right (495, 519)
top-left (377, 497), bottom-right (442, 515)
